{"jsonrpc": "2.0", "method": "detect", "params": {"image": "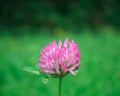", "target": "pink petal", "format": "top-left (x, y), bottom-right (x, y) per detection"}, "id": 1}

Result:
top-left (58, 40), bottom-right (62, 48)
top-left (38, 61), bottom-right (44, 68)
top-left (64, 38), bottom-right (69, 48)
top-left (68, 63), bottom-right (79, 71)
top-left (62, 63), bottom-right (67, 72)
top-left (70, 70), bottom-right (76, 75)
top-left (55, 60), bottom-right (60, 74)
